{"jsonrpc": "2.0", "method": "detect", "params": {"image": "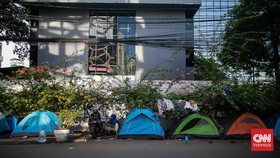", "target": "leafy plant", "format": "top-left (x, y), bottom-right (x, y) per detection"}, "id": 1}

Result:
top-left (0, 1), bottom-right (31, 61)
top-left (194, 53), bottom-right (228, 83)
top-left (109, 79), bottom-right (163, 112)
top-left (57, 109), bottom-right (82, 128)
top-left (231, 82), bottom-right (280, 117)
top-left (0, 65), bottom-right (107, 117)
top-left (220, 0), bottom-right (280, 83)
top-left (1, 53), bottom-right (279, 122)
